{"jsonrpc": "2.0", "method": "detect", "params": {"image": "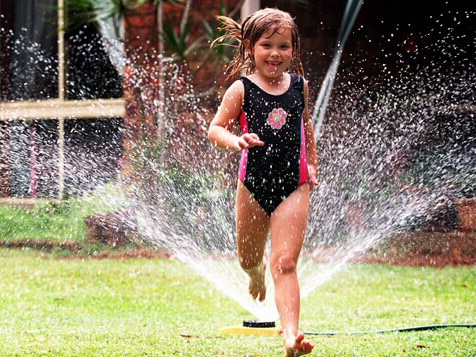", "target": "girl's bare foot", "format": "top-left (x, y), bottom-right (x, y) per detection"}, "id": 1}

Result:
top-left (247, 261), bottom-right (266, 301)
top-left (284, 333), bottom-right (314, 356)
